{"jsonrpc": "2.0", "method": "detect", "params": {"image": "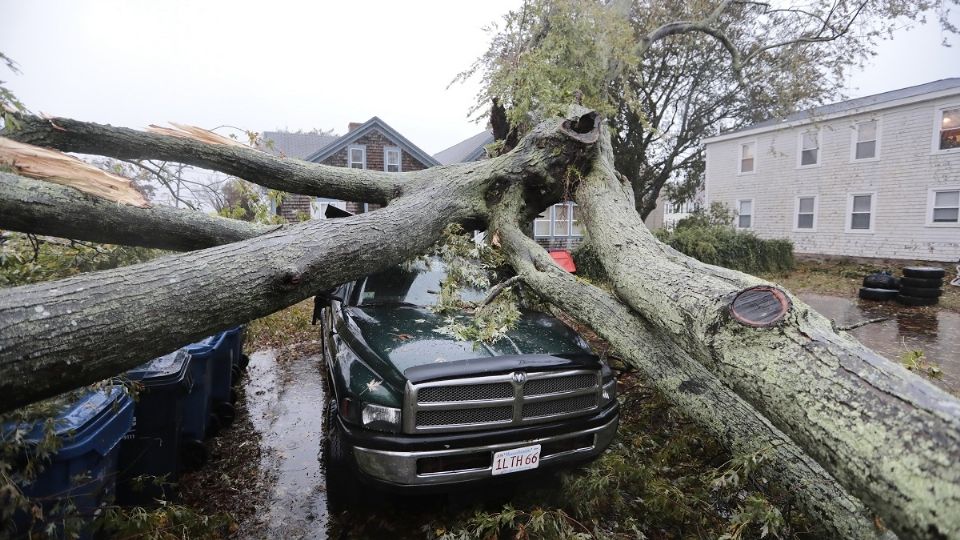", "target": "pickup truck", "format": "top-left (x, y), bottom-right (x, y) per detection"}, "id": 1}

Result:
top-left (315, 258), bottom-right (619, 500)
